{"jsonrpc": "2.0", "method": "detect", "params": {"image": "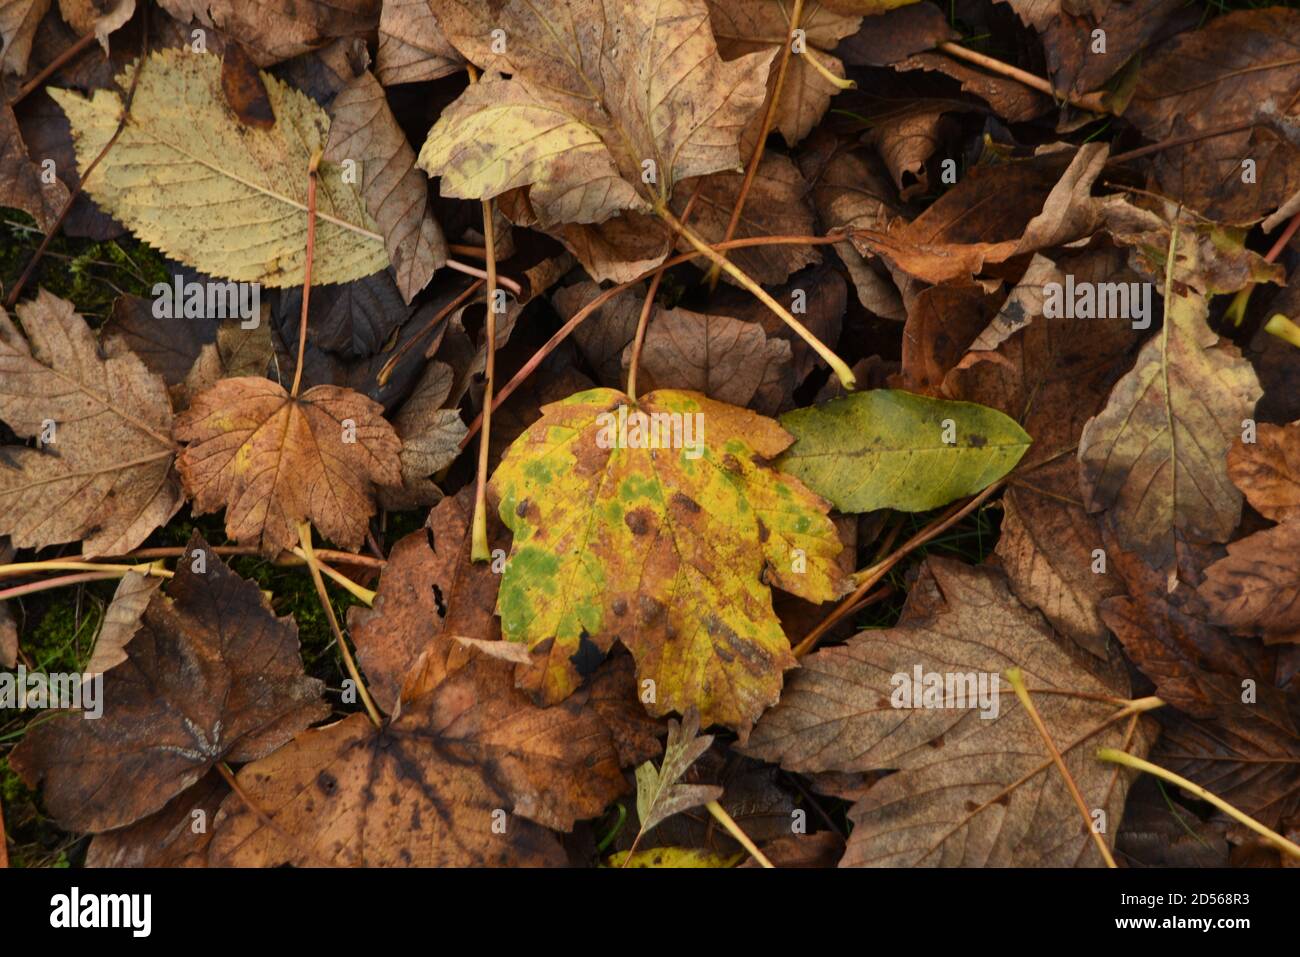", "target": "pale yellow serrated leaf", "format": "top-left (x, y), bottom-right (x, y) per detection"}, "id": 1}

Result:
top-left (49, 49), bottom-right (389, 287)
